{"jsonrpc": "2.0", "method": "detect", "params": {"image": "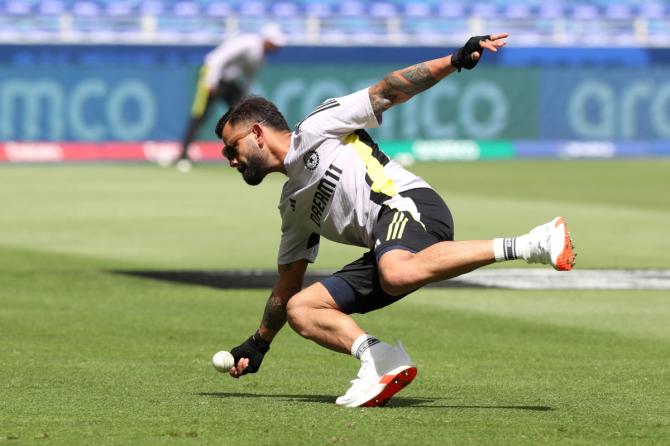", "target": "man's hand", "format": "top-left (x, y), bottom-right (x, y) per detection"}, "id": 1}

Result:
top-left (227, 261), bottom-right (307, 378)
top-left (368, 32), bottom-right (508, 117)
top-left (229, 331), bottom-right (271, 378)
top-left (451, 33), bottom-right (509, 71)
